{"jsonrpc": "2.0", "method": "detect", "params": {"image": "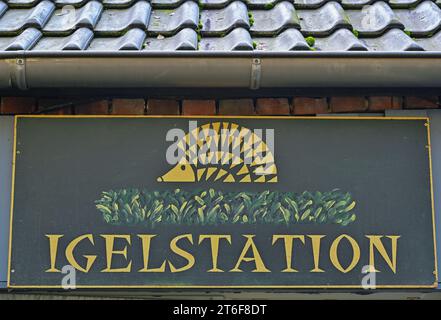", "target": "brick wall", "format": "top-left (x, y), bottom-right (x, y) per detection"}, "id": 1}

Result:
top-left (0, 96), bottom-right (440, 115)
